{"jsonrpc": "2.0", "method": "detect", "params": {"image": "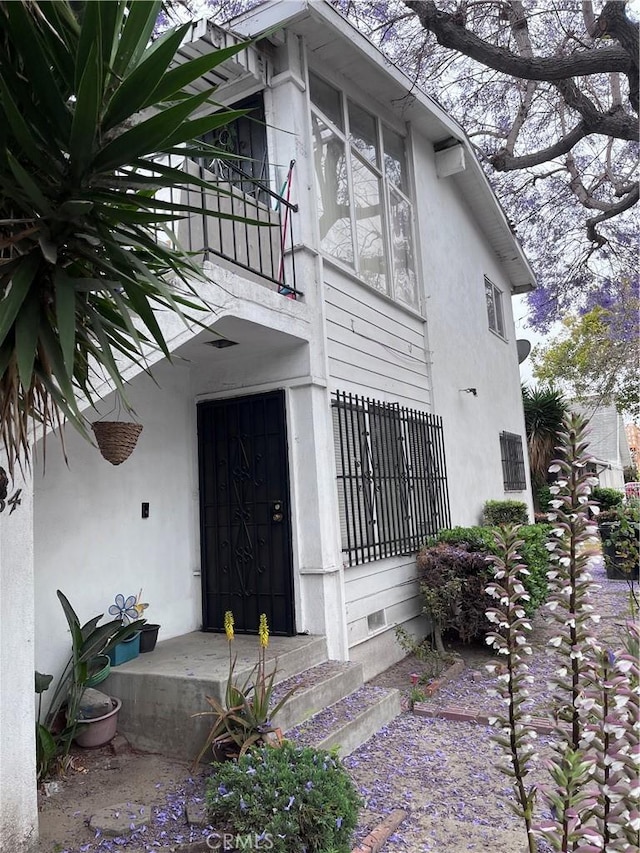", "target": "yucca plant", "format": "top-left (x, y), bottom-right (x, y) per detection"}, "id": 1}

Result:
top-left (522, 384), bottom-right (569, 503)
top-left (0, 0), bottom-right (252, 473)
